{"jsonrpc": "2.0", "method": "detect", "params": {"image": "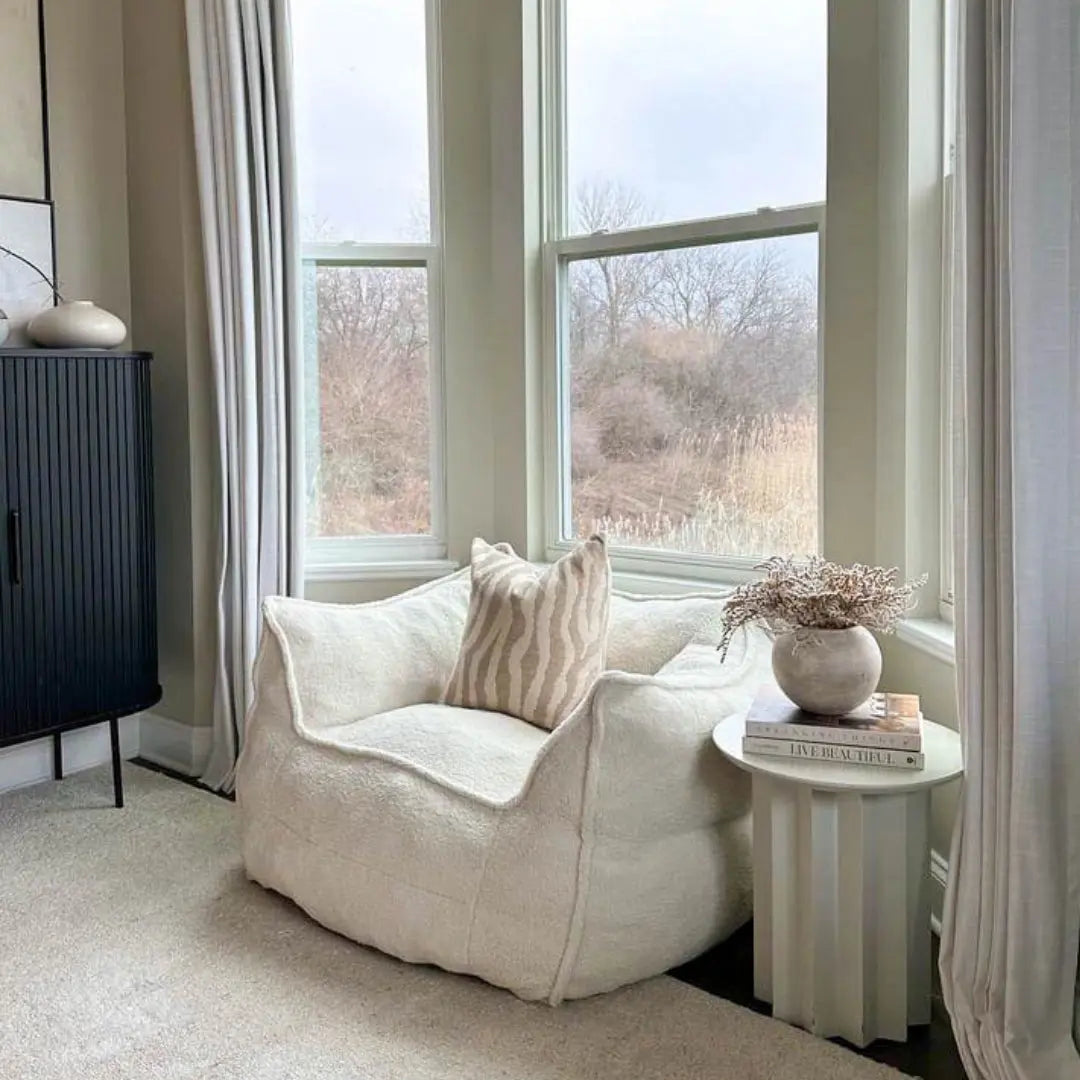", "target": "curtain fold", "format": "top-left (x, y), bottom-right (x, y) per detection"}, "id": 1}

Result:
top-left (939, 2), bottom-right (1080, 1077)
top-left (186, 0), bottom-right (304, 792)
